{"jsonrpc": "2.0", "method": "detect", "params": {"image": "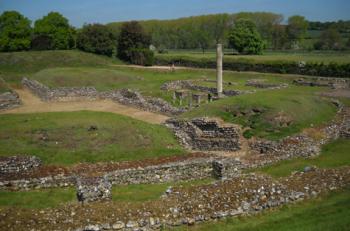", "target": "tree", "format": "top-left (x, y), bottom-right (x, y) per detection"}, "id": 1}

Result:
top-left (271, 25), bottom-right (288, 50)
top-left (33, 12), bottom-right (75, 50)
top-left (0, 11), bottom-right (32, 51)
top-left (228, 19), bottom-right (265, 54)
top-left (194, 29), bottom-right (210, 53)
top-left (77, 24), bottom-right (115, 56)
top-left (314, 28), bottom-right (343, 50)
top-left (287, 15), bottom-right (308, 47)
top-left (117, 21), bottom-right (153, 65)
